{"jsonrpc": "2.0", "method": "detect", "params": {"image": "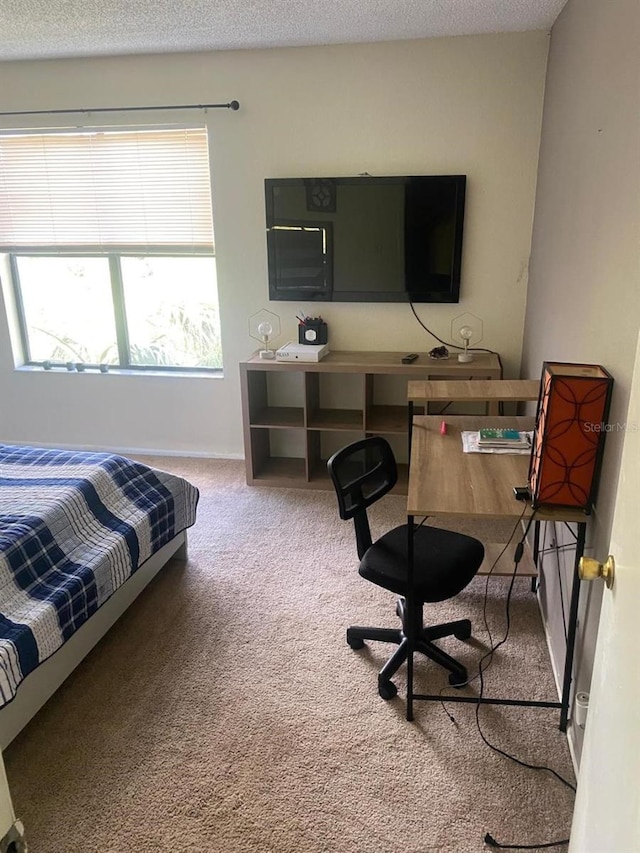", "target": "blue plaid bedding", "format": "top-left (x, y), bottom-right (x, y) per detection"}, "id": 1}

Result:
top-left (0, 445), bottom-right (199, 707)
